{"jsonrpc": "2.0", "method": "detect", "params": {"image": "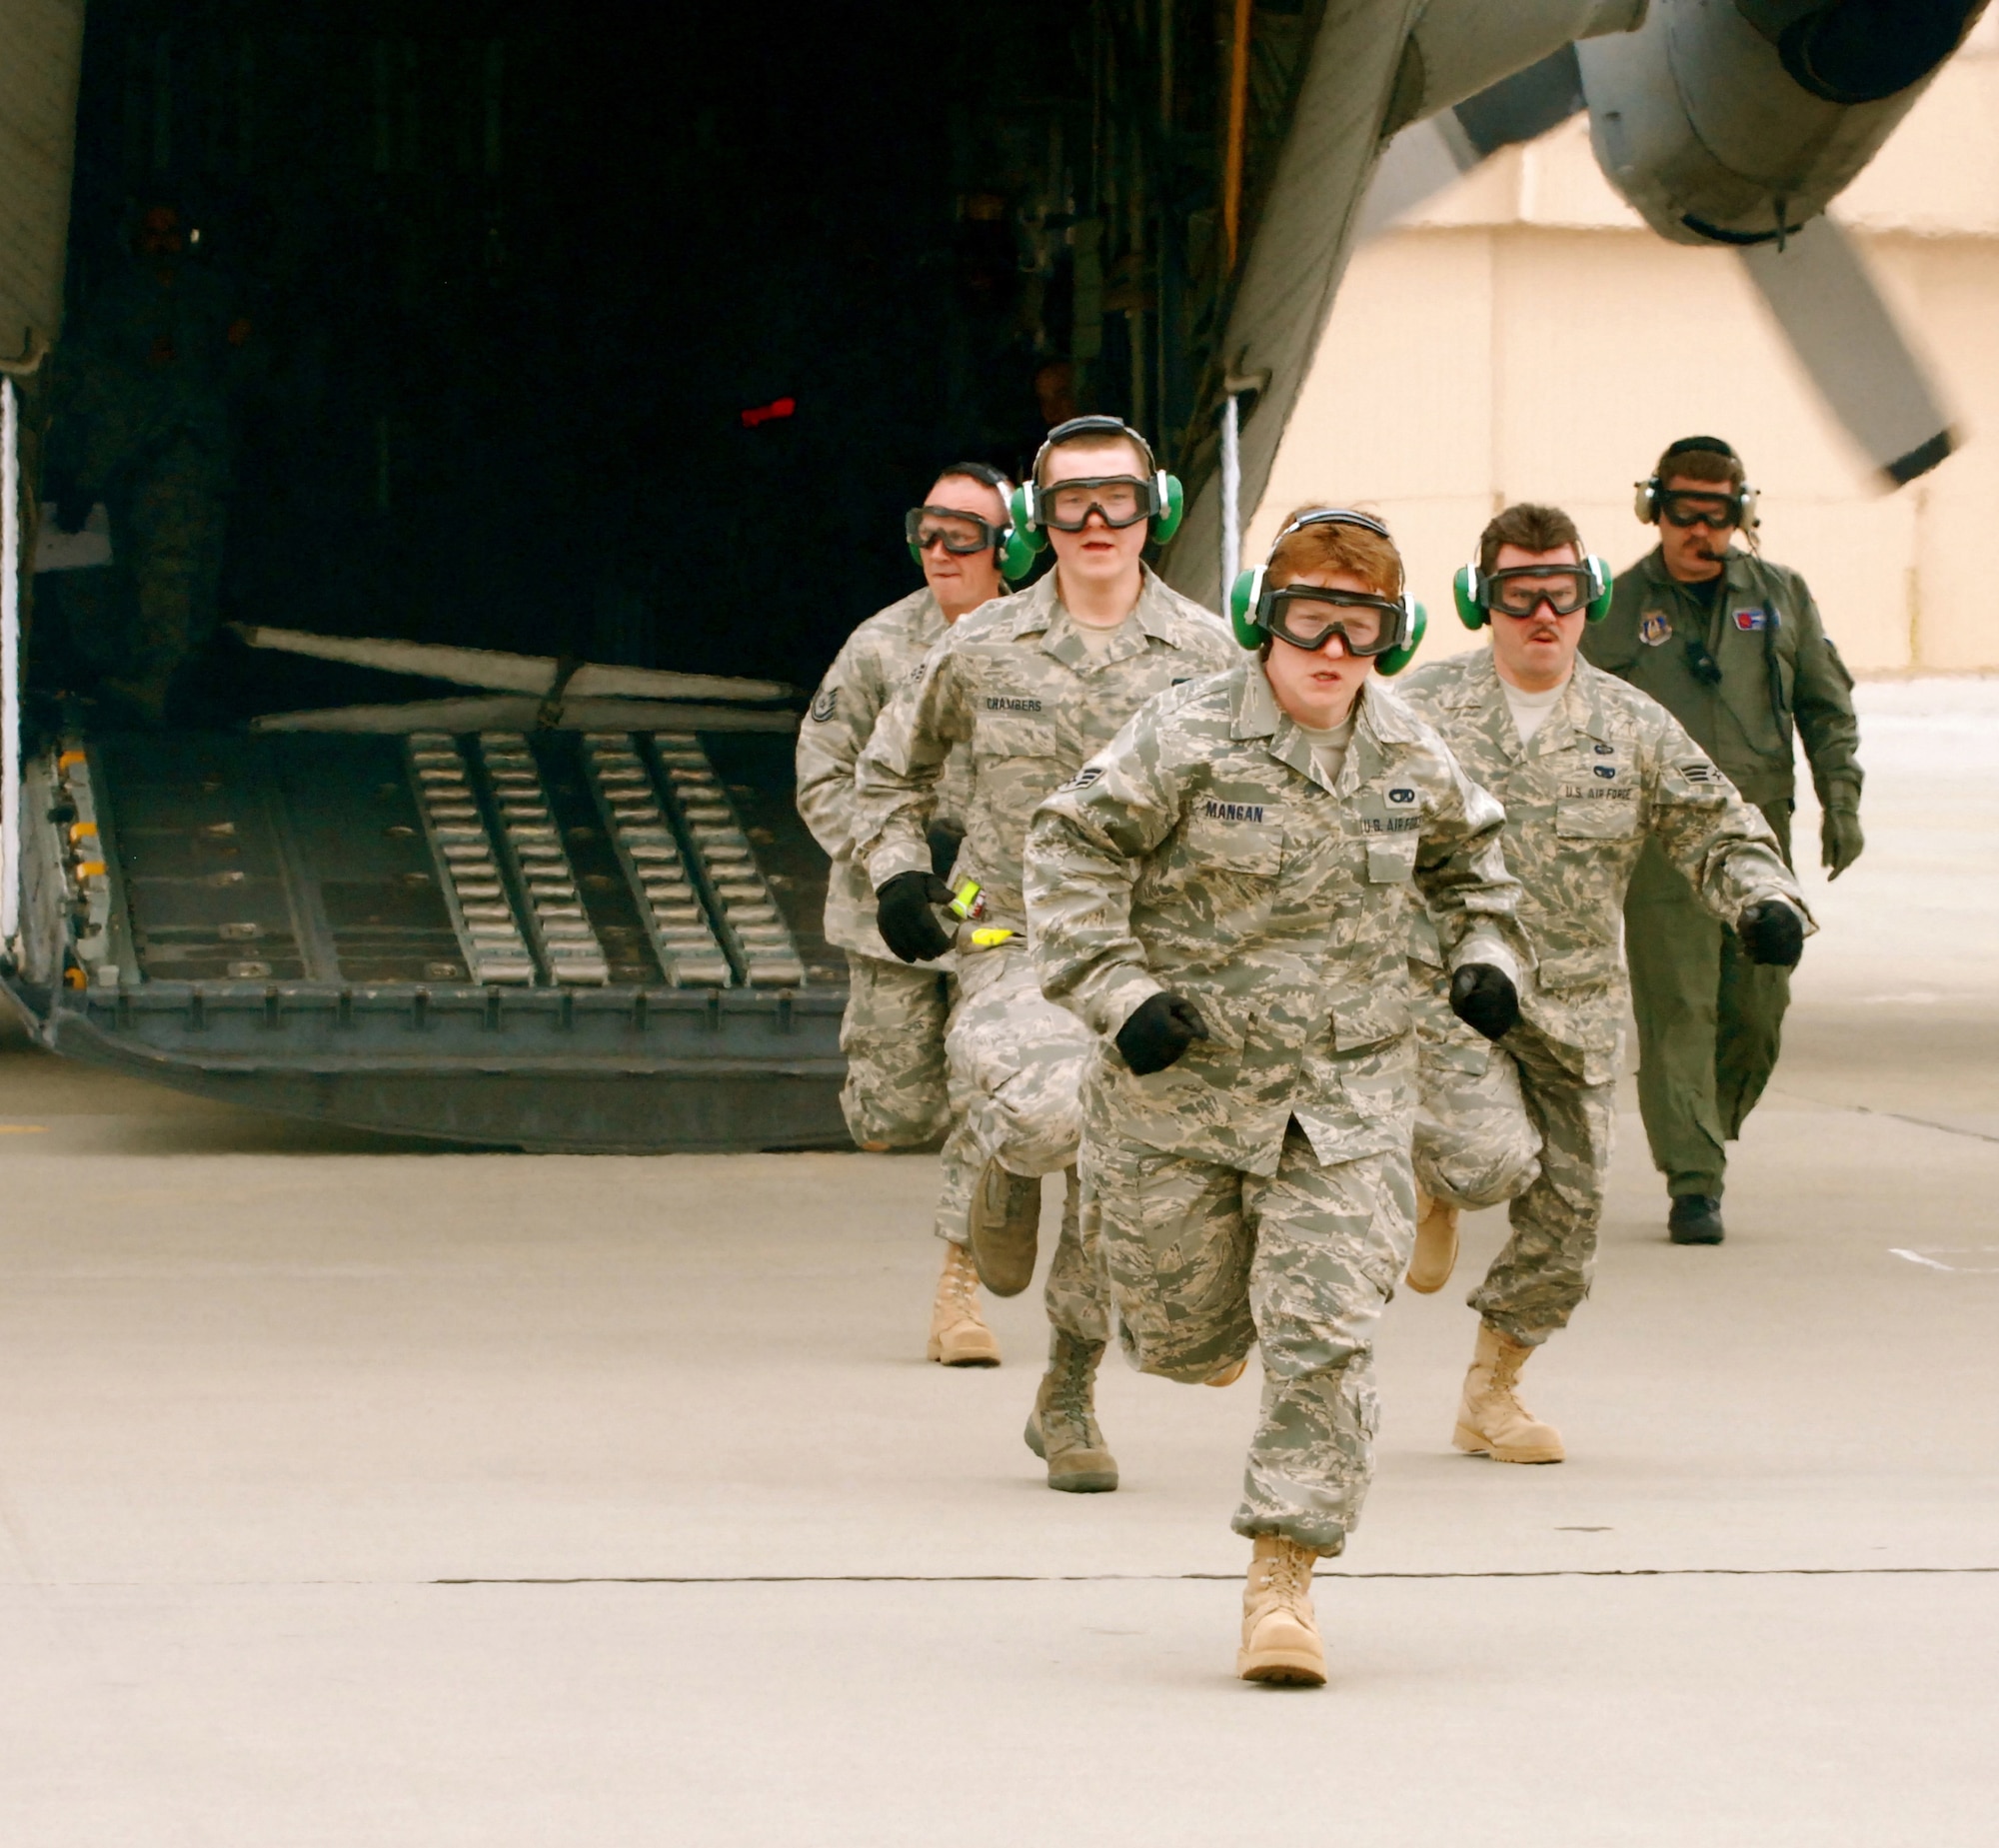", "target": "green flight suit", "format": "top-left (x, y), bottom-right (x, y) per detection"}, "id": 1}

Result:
top-left (1581, 546), bottom-right (1861, 1198)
